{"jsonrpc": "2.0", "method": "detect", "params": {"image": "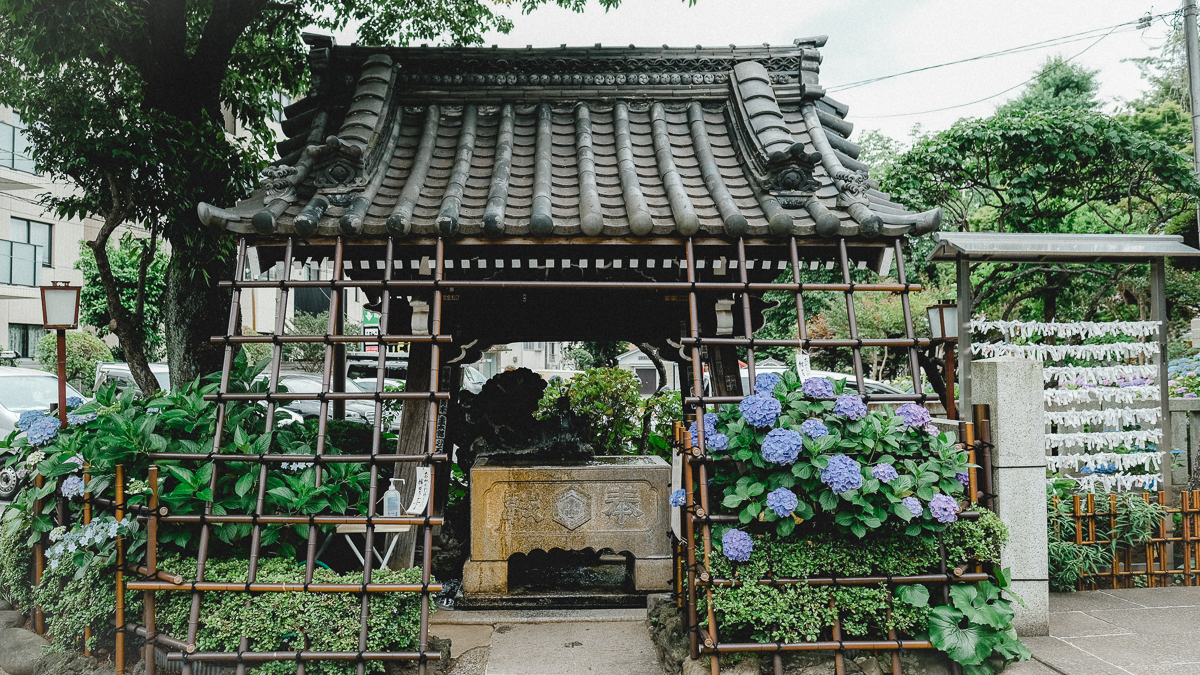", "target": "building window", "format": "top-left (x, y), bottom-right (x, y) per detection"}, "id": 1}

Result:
top-left (523, 342), bottom-right (543, 350)
top-left (7, 323), bottom-right (46, 358)
top-left (11, 217), bottom-right (51, 267)
top-left (0, 113), bottom-right (37, 173)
